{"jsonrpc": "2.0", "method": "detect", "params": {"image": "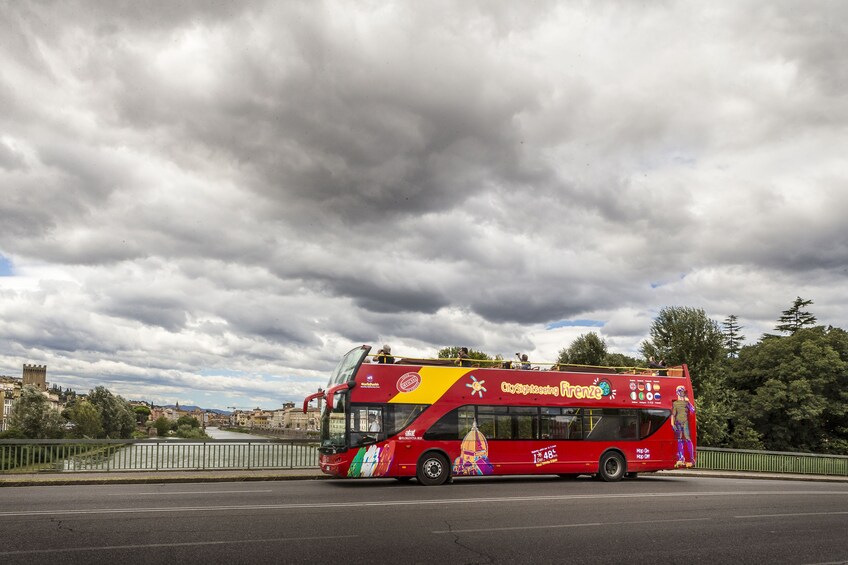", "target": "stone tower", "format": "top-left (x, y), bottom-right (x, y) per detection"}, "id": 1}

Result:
top-left (22, 364), bottom-right (47, 391)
